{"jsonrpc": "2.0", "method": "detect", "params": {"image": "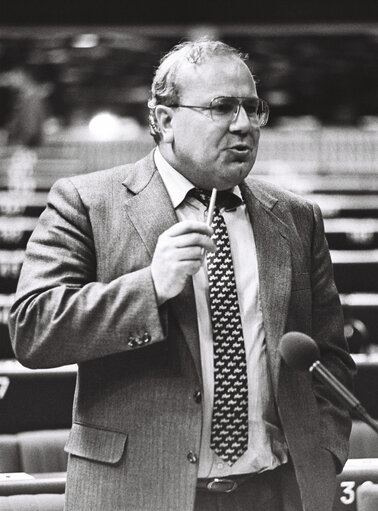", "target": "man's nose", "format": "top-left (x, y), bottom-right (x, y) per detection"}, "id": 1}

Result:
top-left (229, 104), bottom-right (254, 132)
